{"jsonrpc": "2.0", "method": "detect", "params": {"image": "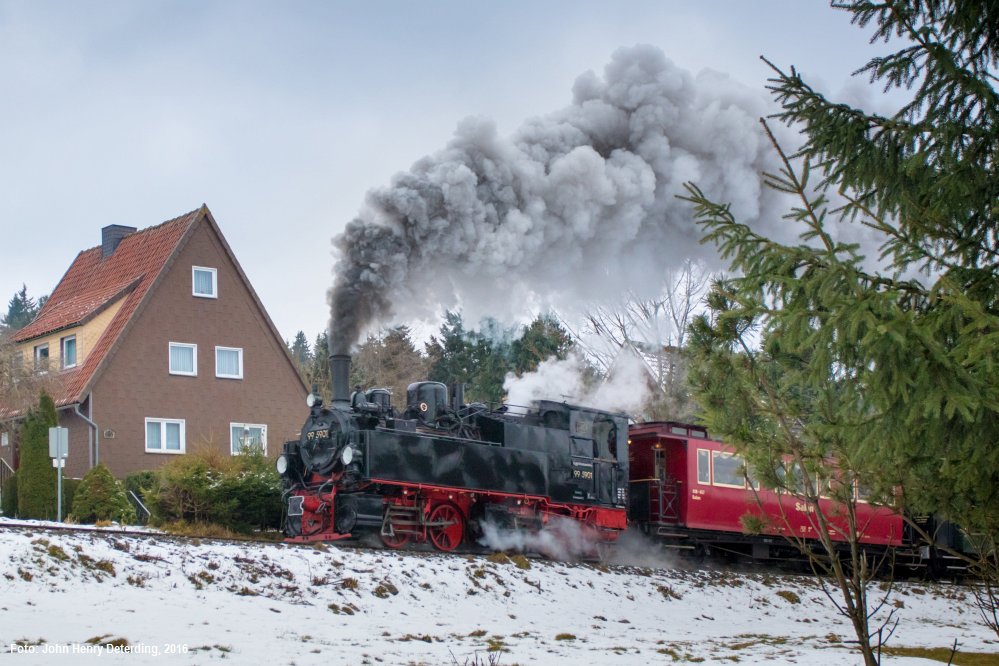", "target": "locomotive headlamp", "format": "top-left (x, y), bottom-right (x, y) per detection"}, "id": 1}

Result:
top-left (276, 454), bottom-right (289, 475)
top-left (340, 446), bottom-right (354, 466)
top-left (306, 393), bottom-right (317, 407)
